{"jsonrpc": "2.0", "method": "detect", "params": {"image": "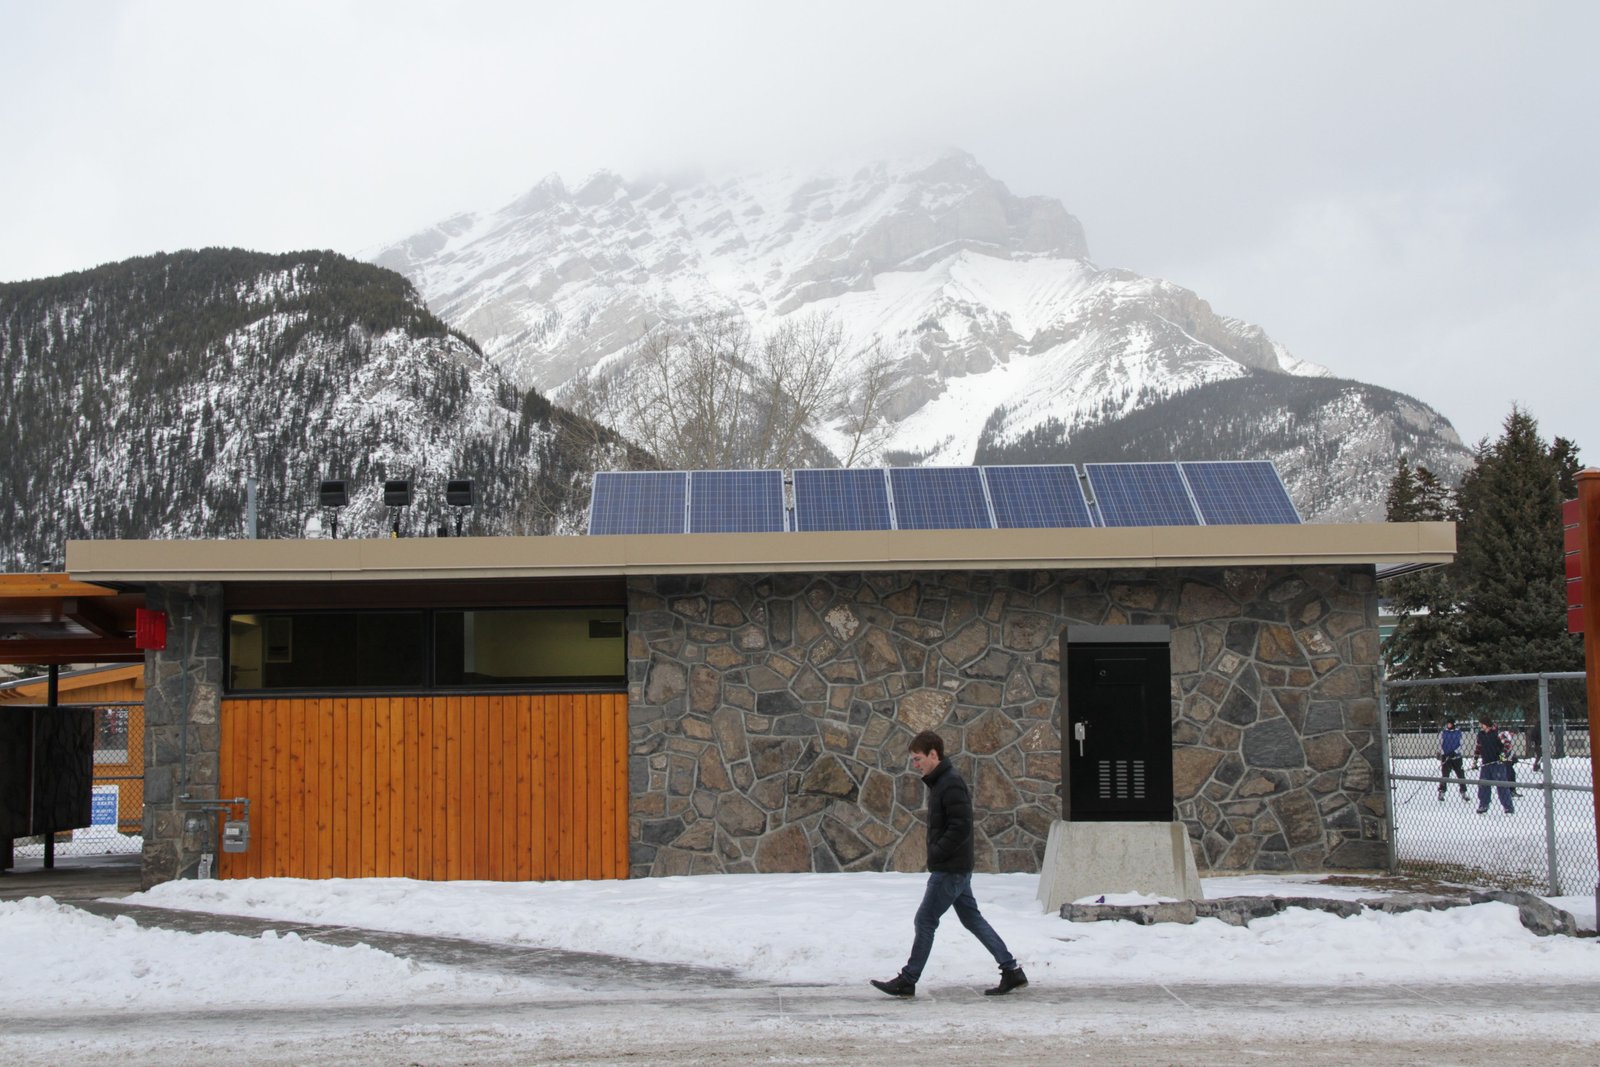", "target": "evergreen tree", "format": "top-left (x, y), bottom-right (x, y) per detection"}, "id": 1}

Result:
top-left (1385, 457), bottom-right (1421, 521)
top-left (1451, 408), bottom-right (1582, 675)
top-left (1381, 456), bottom-right (1460, 678)
top-left (1552, 436), bottom-right (1582, 499)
